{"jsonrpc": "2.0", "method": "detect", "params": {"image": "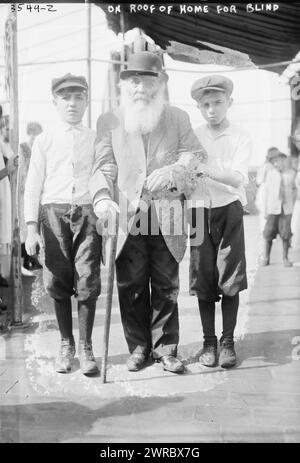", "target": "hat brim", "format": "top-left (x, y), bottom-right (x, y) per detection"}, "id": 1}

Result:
top-left (120, 69), bottom-right (159, 79)
top-left (53, 81), bottom-right (88, 93)
top-left (192, 86), bottom-right (230, 100)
